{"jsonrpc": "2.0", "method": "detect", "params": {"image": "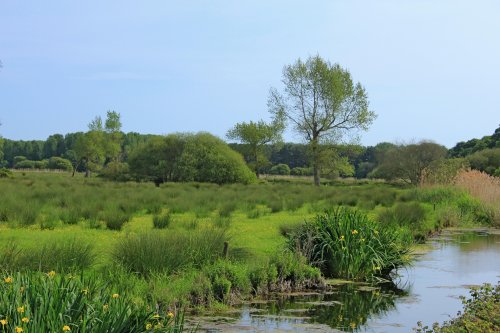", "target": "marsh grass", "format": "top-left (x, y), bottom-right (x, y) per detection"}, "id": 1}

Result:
top-left (153, 212), bottom-right (172, 229)
top-left (289, 207), bottom-right (412, 281)
top-left (378, 202), bottom-right (428, 240)
top-left (0, 271), bottom-right (193, 333)
top-left (112, 227), bottom-right (227, 276)
top-left (454, 170), bottom-right (500, 226)
top-left (0, 239), bottom-right (95, 272)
